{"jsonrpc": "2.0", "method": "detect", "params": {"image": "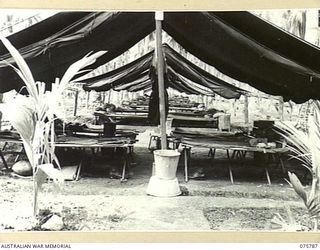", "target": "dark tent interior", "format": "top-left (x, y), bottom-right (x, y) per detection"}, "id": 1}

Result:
top-left (0, 11), bottom-right (320, 103)
top-left (81, 44), bottom-right (246, 99)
